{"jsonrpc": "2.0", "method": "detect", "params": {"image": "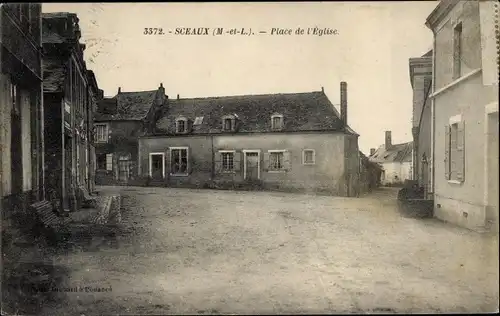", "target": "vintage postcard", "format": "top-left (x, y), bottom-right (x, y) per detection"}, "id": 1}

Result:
top-left (1, 1), bottom-right (498, 315)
